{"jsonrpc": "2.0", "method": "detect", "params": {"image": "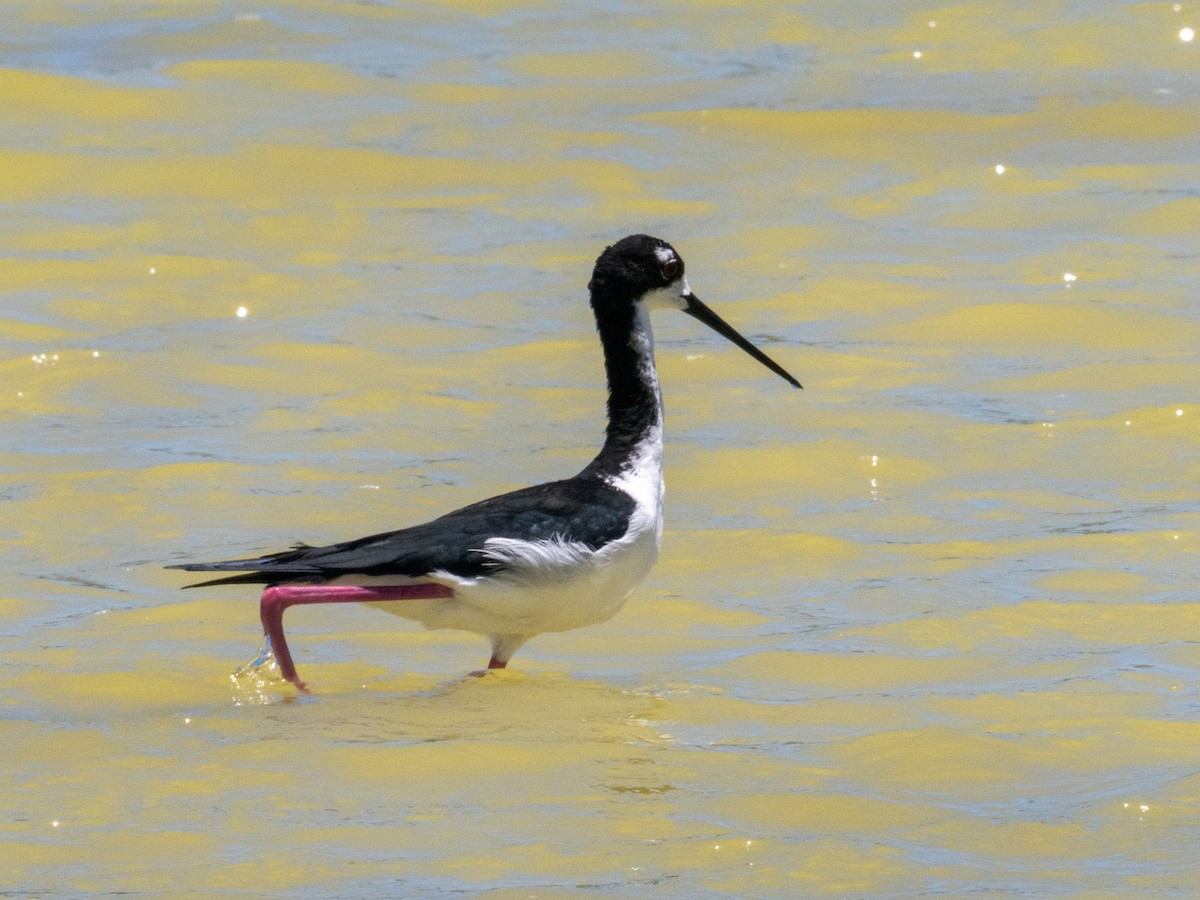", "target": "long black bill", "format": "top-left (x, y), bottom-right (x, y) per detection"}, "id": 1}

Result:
top-left (683, 293), bottom-right (802, 389)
